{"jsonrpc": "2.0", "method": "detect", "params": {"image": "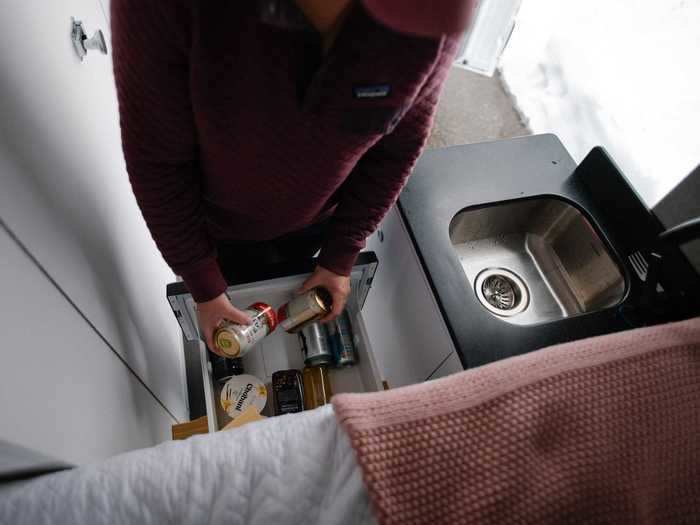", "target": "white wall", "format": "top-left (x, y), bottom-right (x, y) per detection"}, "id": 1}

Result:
top-left (0, 227), bottom-right (173, 465)
top-left (500, 0), bottom-right (700, 207)
top-left (0, 0), bottom-right (188, 428)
